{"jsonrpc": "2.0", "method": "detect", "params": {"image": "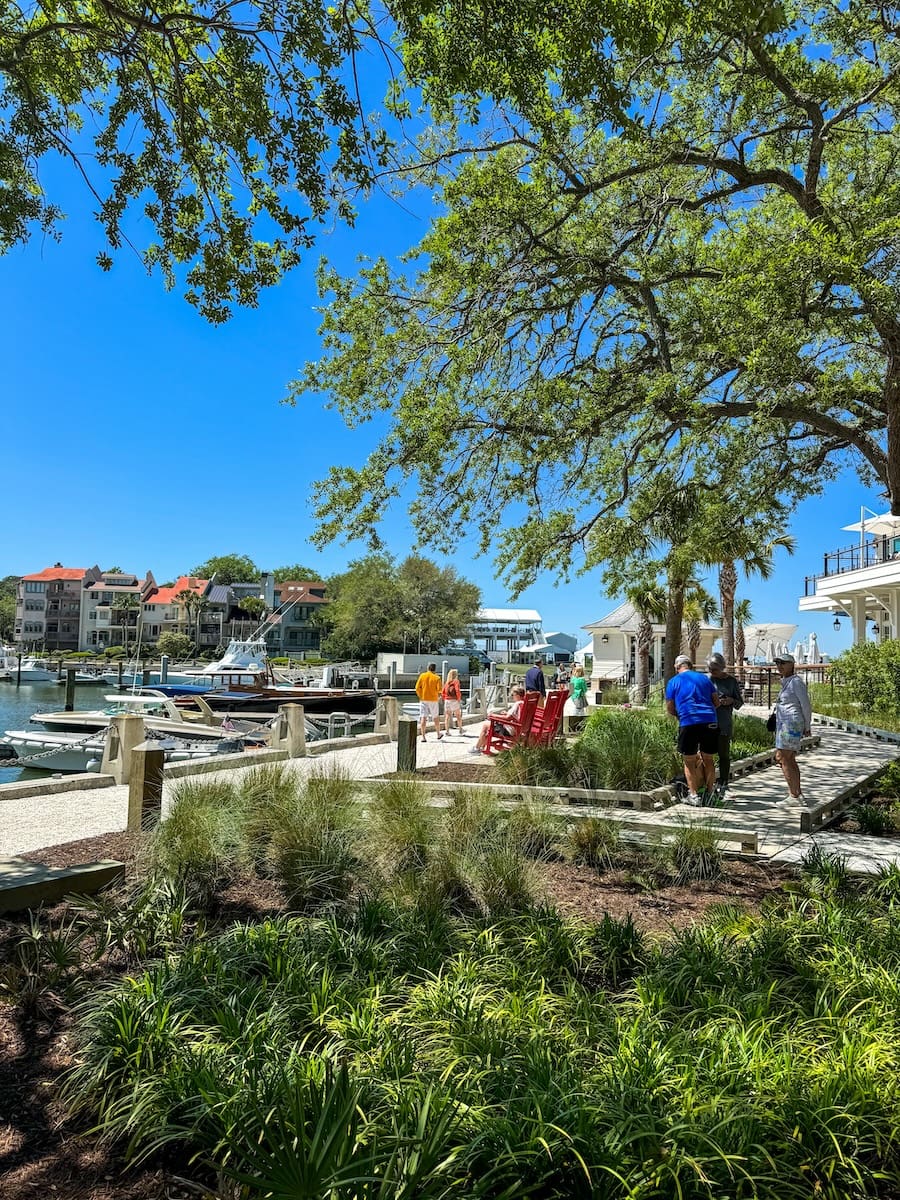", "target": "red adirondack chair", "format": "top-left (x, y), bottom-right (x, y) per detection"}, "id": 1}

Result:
top-left (529, 689), bottom-right (568, 746)
top-left (484, 691), bottom-right (540, 754)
